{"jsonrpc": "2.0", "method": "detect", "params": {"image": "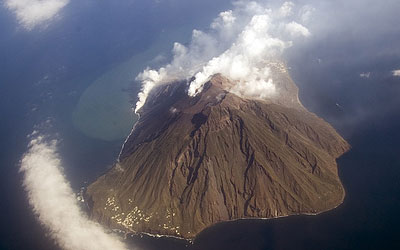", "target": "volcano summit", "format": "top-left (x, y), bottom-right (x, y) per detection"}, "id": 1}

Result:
top-left (86, 63), bottom-right (349, 239)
